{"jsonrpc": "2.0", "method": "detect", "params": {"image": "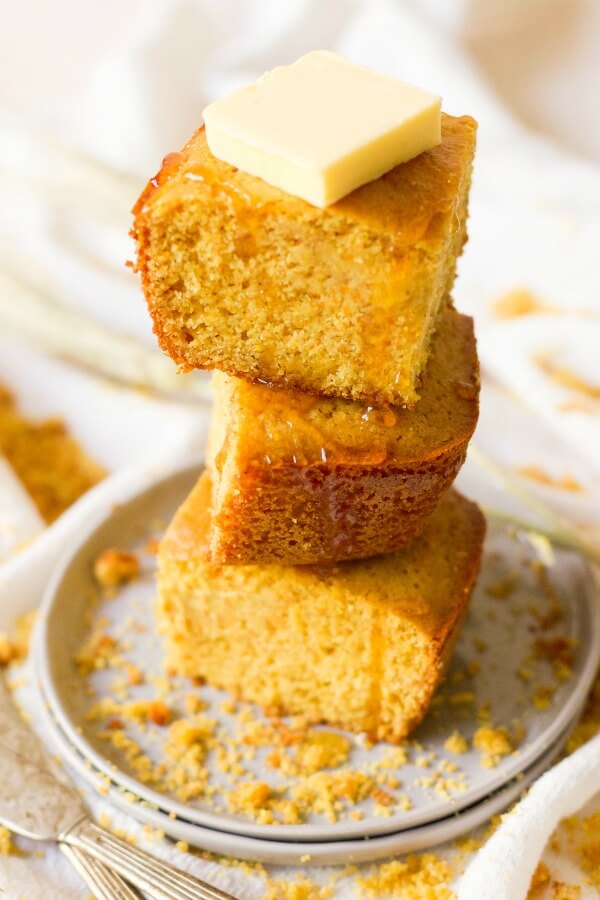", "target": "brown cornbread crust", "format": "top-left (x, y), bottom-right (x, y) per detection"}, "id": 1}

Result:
top-left (207, 307), bottom-right (479, 564)
top-left (132, 114), bottom-right (477, 406)
top-left (157, 478), bottom-right (486, 743)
